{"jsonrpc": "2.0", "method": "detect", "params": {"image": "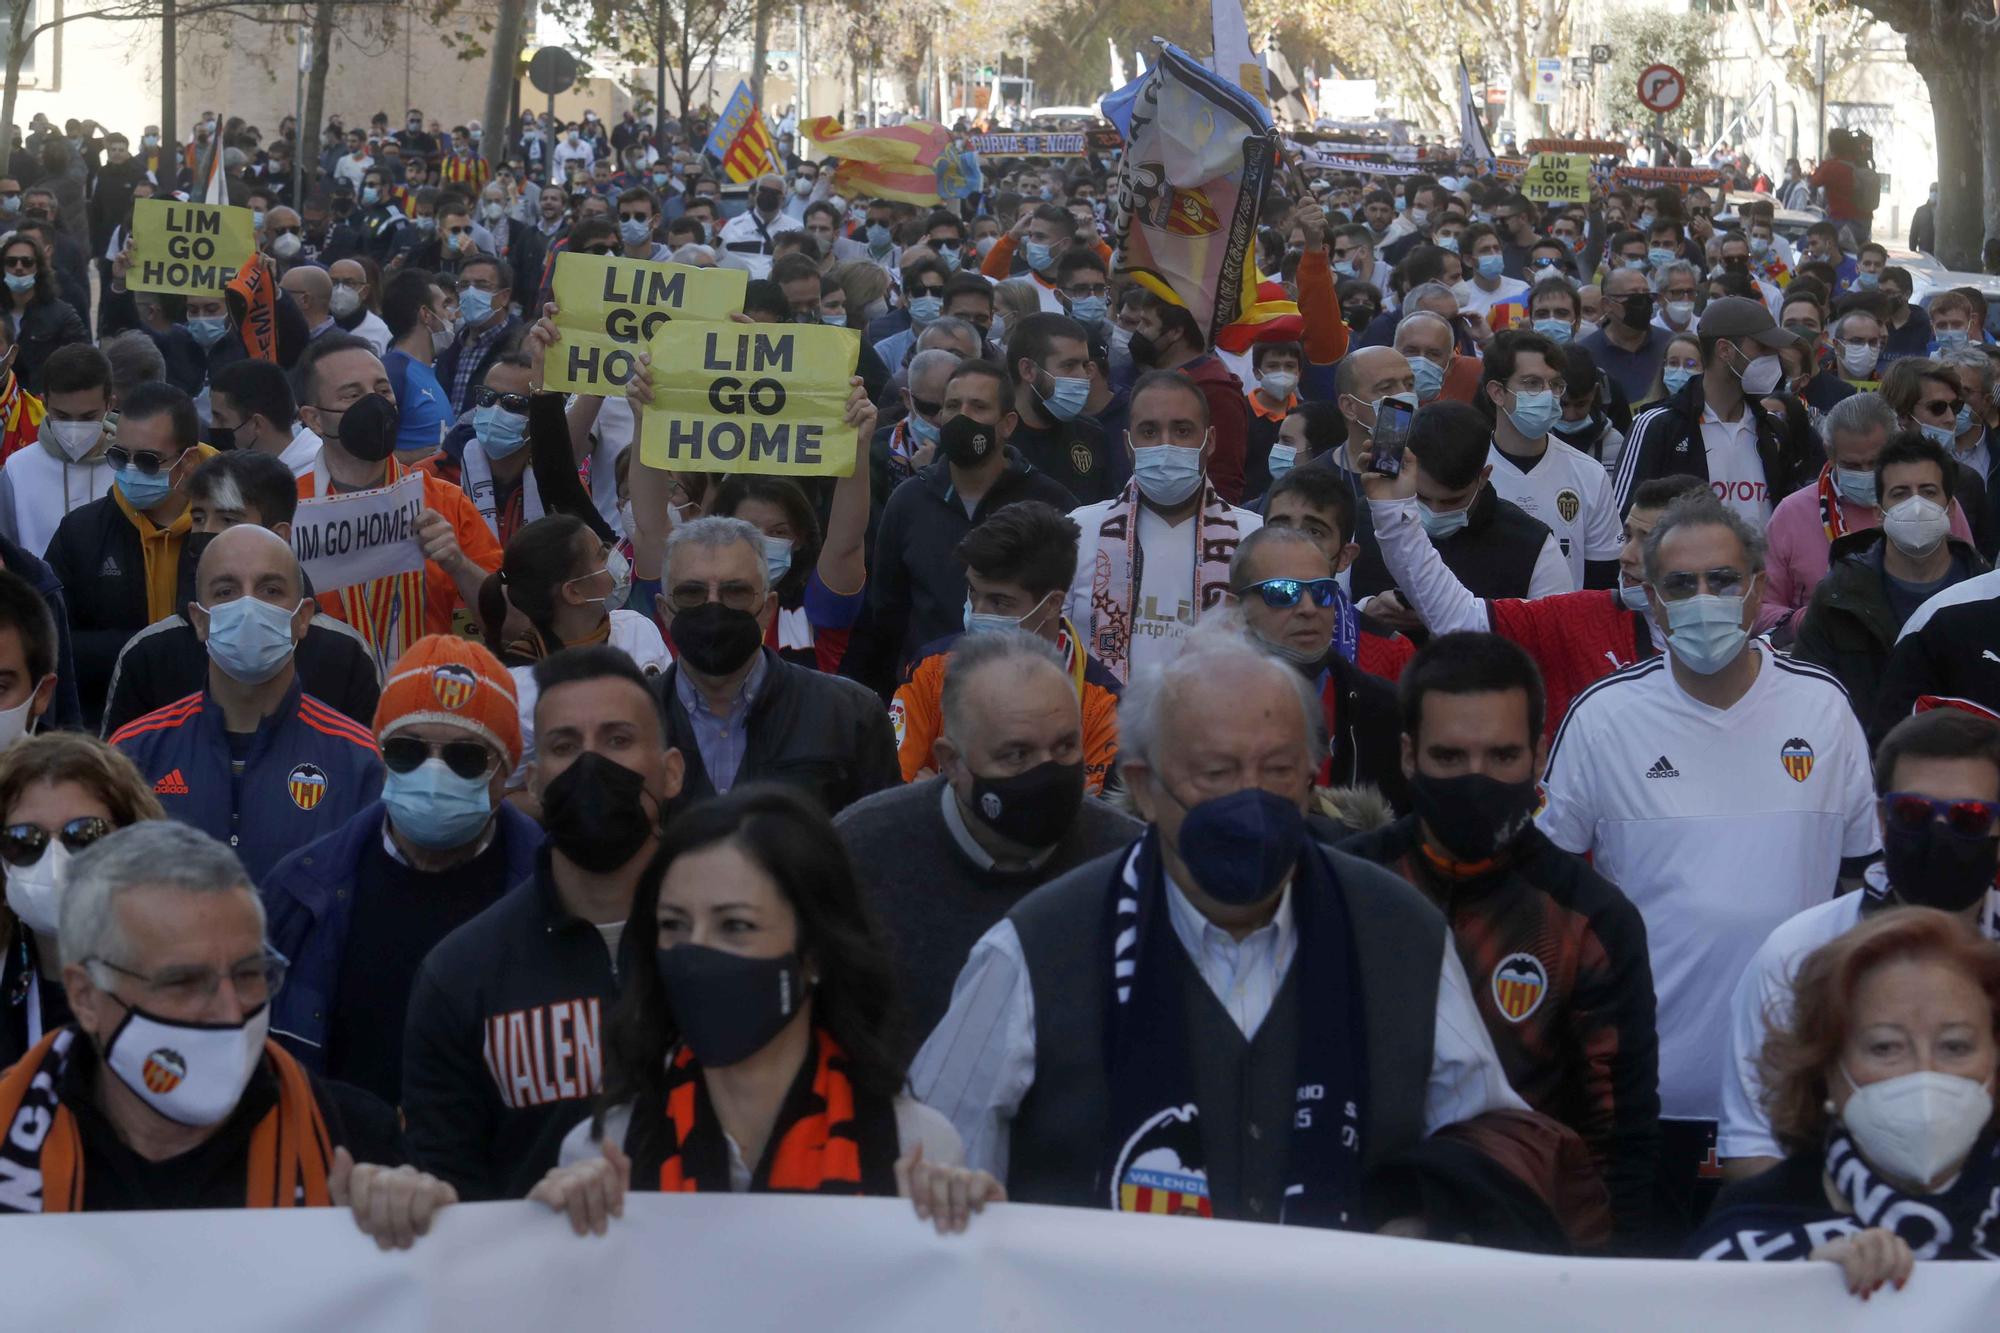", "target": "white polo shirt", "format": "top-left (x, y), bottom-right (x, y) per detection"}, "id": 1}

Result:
top-left (1699, 402), bottom-right (1770, 528)
top-left (1486, 437), bottom-right (1624, 588)
top-left (1537, 644), bottom-right (1879, 1120)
